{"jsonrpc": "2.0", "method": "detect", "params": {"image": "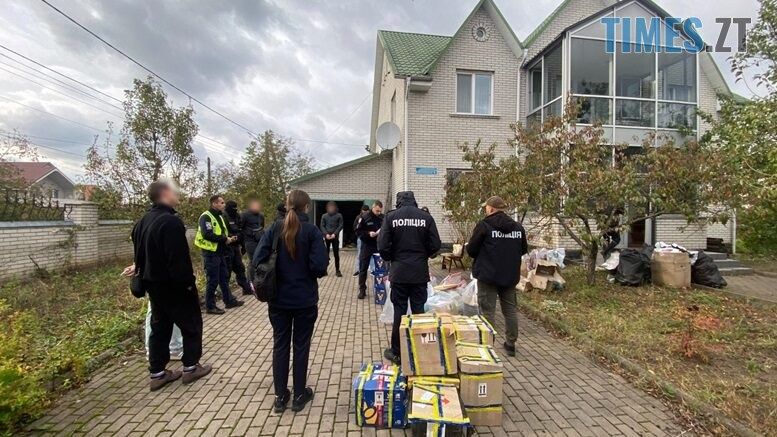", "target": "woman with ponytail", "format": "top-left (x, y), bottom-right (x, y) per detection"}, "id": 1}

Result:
top-left (253, 190), bottom-right (328, 413)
